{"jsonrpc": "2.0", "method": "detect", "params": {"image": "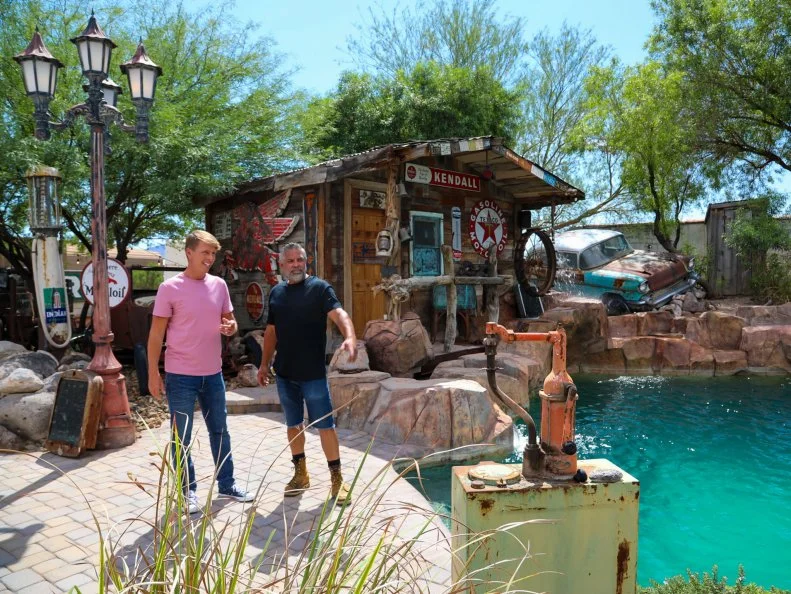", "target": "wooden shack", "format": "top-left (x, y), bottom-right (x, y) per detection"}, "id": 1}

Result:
top-left (196, 136), bottom-right (584, 347)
